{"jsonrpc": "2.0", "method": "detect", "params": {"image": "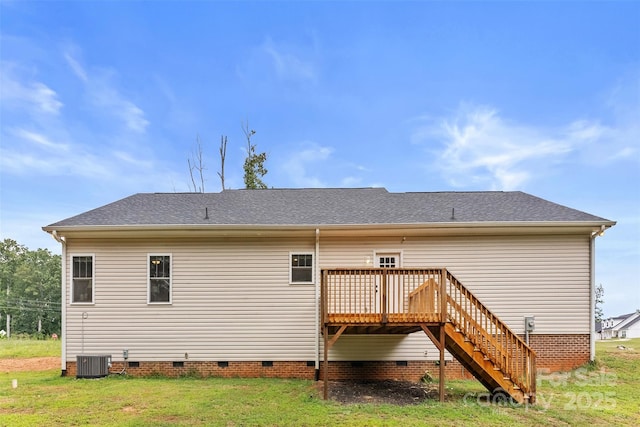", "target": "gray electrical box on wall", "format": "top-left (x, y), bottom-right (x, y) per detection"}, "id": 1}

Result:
top-left (525, 316), bottom-right (535, 332)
